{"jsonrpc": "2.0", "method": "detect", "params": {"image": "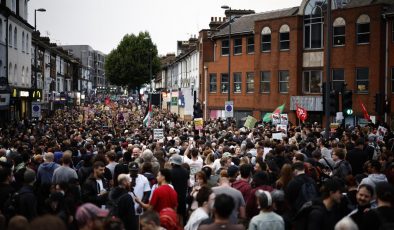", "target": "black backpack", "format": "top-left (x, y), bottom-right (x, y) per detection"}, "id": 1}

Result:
top-left (294, 180), bottom-right (319, 211)
top-left (107, 192), bottom-right (130, 218)
top-left (3, 192), bottom-right (22, 220)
